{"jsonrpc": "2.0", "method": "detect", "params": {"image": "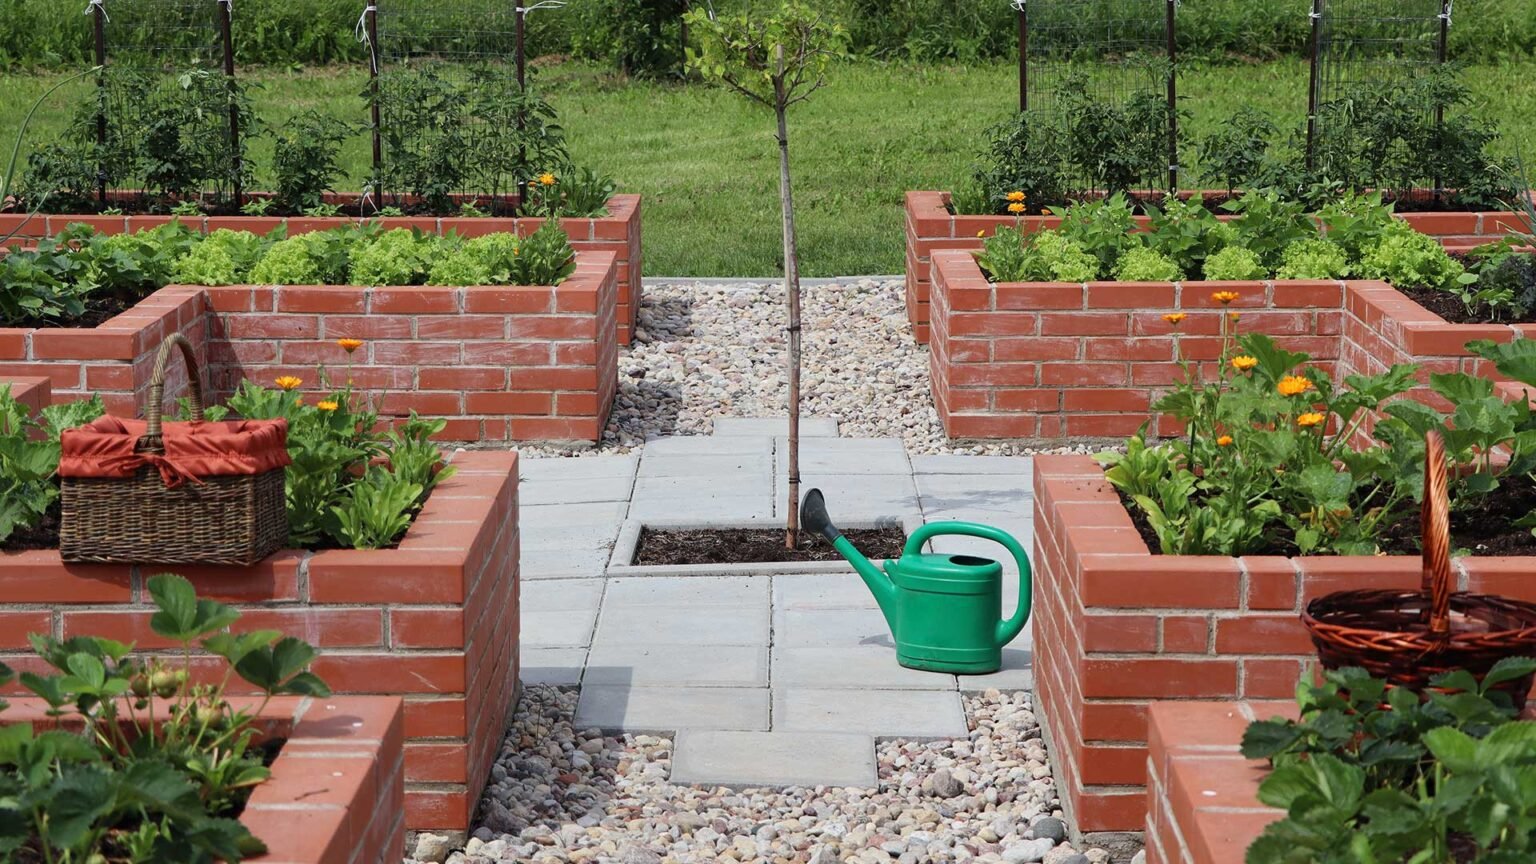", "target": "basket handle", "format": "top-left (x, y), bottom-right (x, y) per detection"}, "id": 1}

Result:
top-left (144, 332), bottom-right (203, 446)
top-left (1421, 428), bottom-right (1452, 641)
